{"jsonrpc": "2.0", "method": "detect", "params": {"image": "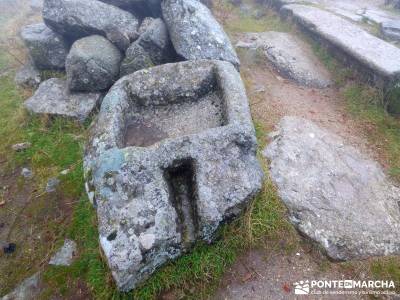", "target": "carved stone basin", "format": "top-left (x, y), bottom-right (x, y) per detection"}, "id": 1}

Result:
top-left (84, 60), bottom-right (263, 291)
